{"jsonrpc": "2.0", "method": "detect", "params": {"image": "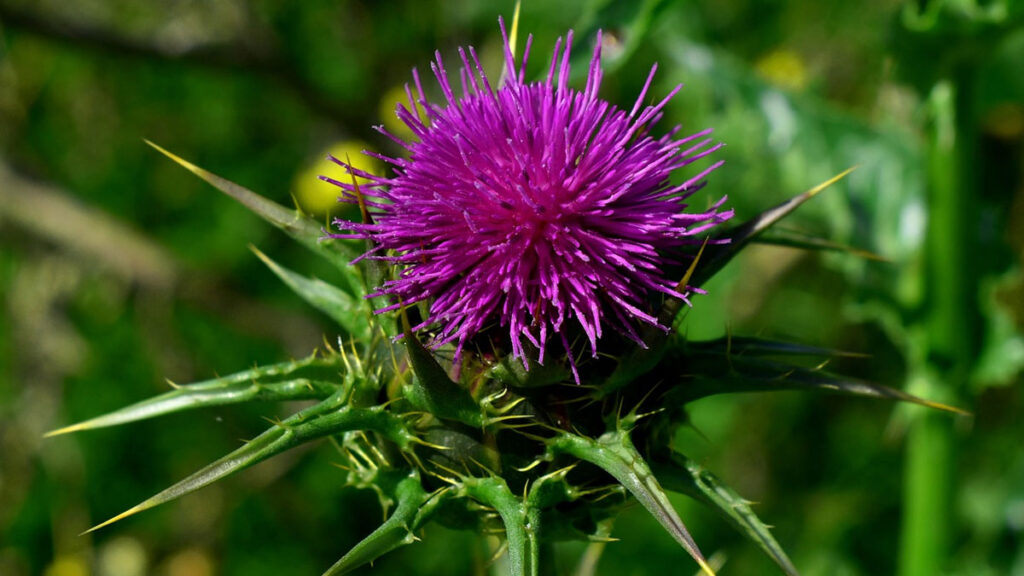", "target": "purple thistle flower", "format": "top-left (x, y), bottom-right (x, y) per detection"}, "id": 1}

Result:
top-left (325, 20), bottom-right (732, 379)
